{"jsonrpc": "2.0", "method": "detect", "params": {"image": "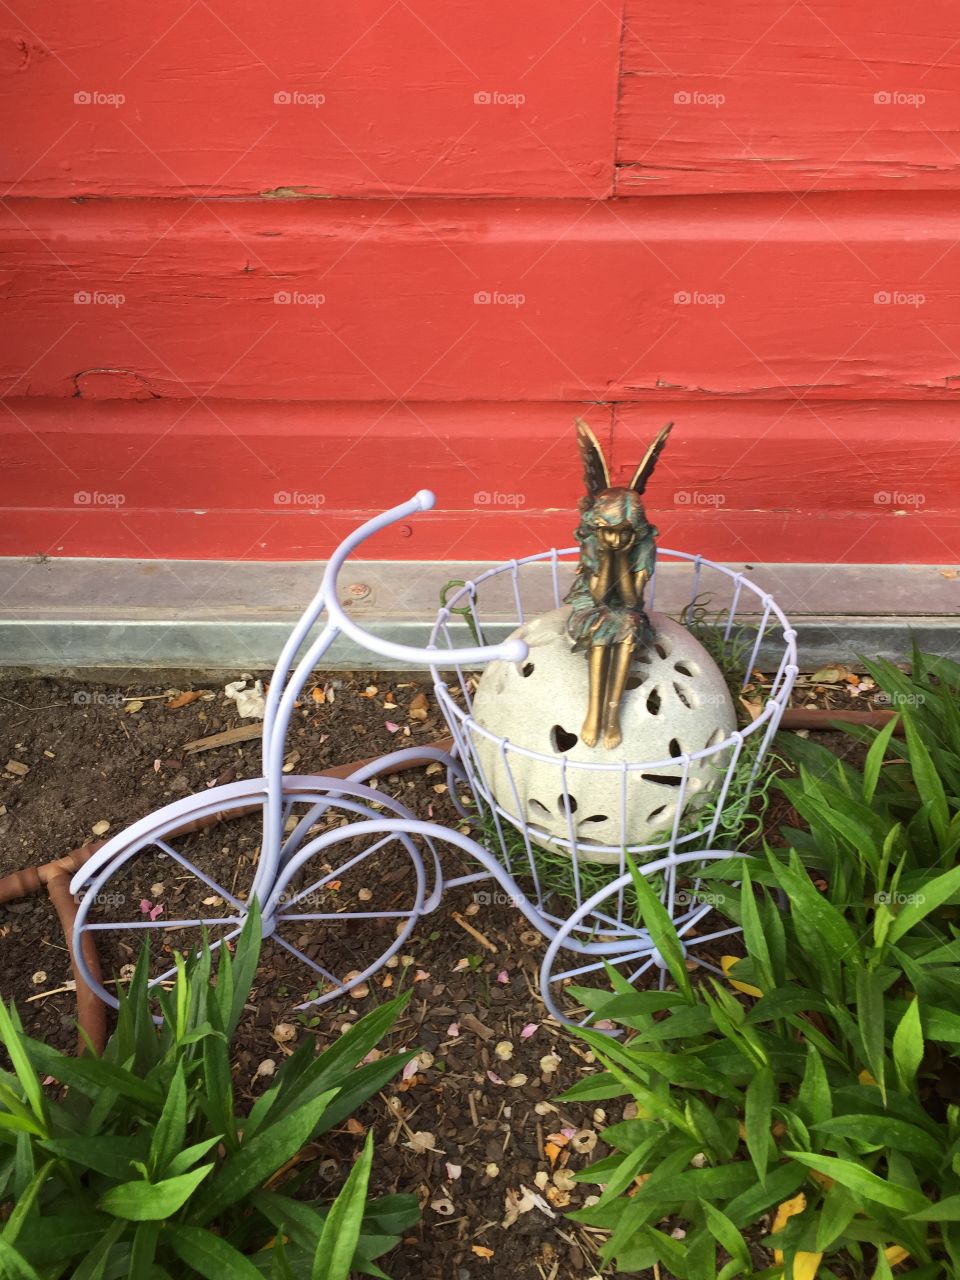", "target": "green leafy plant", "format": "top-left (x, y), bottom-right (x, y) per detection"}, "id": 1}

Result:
top-left (558, 650), bottom-right (960, 1277)
top-left (0, 905), bottom-right (418, 1278)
